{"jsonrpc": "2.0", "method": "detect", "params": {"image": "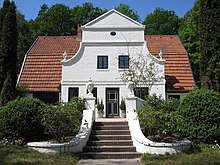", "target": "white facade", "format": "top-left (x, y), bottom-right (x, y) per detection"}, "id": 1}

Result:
top-left (61, 9), bottom-right (165, 117)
